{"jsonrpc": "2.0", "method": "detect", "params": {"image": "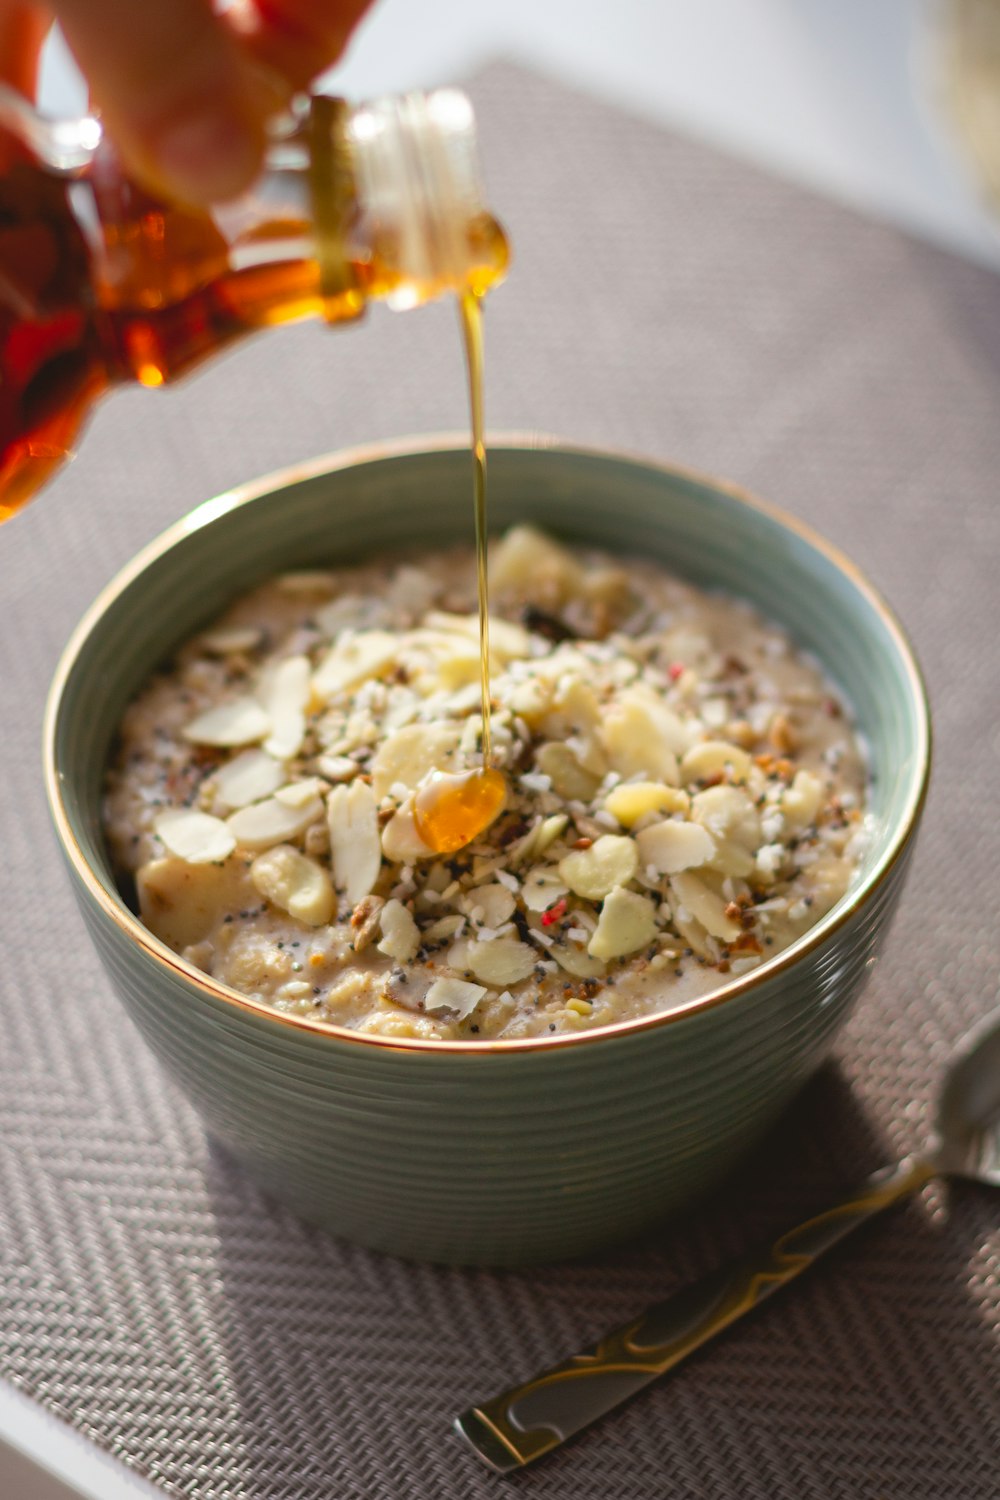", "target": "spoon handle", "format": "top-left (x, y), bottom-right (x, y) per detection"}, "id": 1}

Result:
top-left (455, 1155), bottom-right (933, 1473)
